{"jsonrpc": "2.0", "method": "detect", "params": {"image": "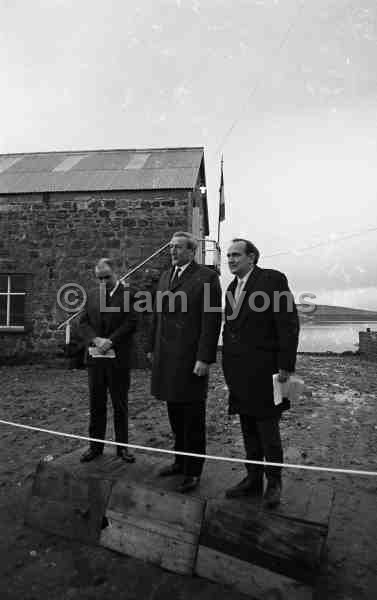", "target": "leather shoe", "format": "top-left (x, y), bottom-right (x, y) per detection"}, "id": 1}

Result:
top-left (117, 449), bottom-right (136, 463)
top-left (80, 448), bottom-right (102, 463)
top-left (176, 476), bottom-right (200, 493)
top-left (158, 463), bottom-right (183, 477)
top-left (263, 480), bottom-right (282, 508)
top-left (225, 475), bottom-right (264, 498)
